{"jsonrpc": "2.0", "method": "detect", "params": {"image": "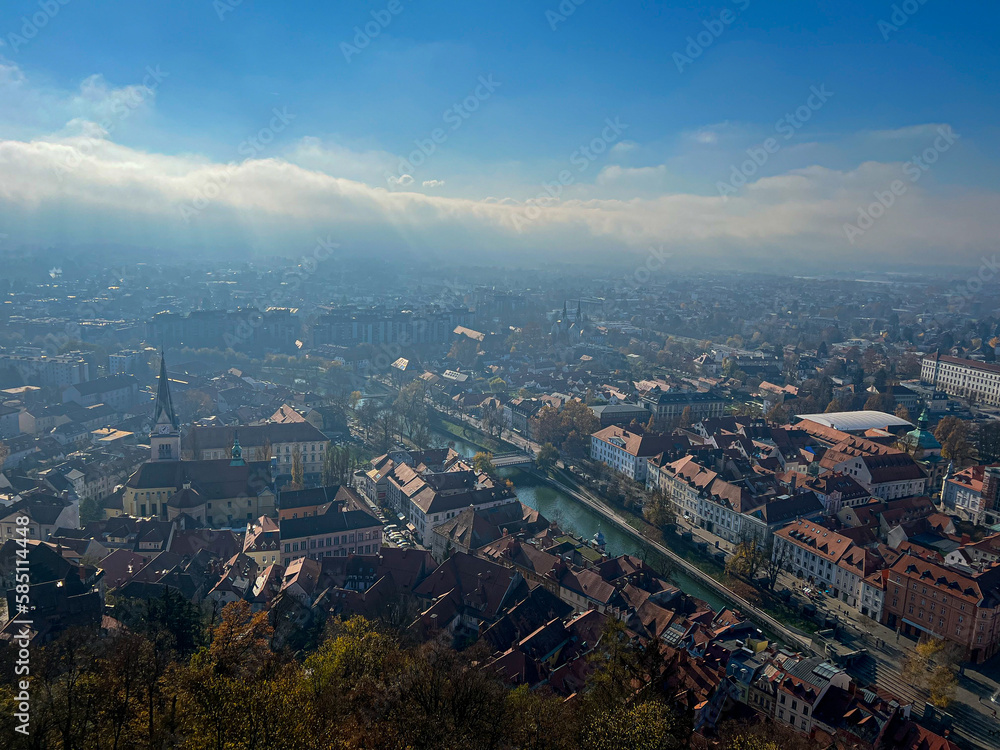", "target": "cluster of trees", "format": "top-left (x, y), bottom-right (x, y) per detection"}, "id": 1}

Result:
top-left (934, 416), bottom-right (978, 464)
top-left (531, 401), bottom-right (600, 458)
top-left (901, 636), bottom-right (959, 708)
top-left (354, 381), bottom-right (432, 451)
top-left (322, 443), bottom-right (358, 487)
top-left (535, 442), bottom-right (560, 473)
top-left (724, 536), bottom-right (788, 591)
top-left (481, 399), bottom-right (505, 440)
top-left (643, 490), bottom-right (675, 529)
top-left (0, 594), bottom-right (790, 750)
